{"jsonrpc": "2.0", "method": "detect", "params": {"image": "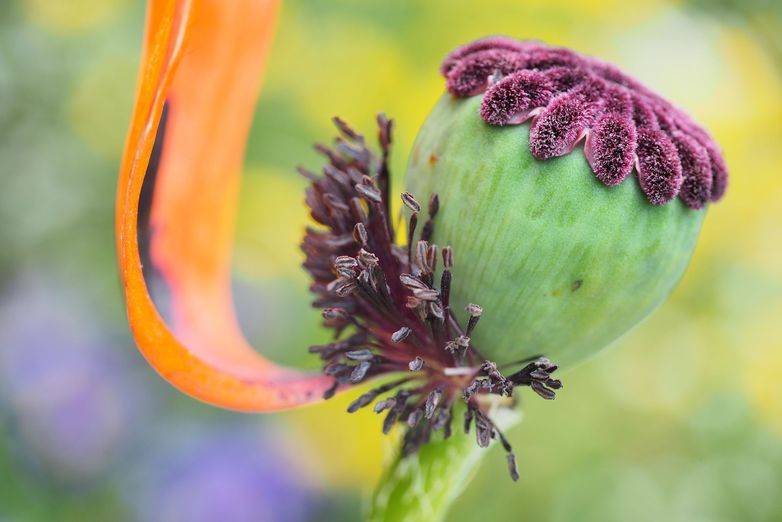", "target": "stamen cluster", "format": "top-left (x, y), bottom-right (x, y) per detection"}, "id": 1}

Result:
top-left (442, 36), bottom-right (728, 208)
top-left (300, 116), bottom-right (562, 480)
